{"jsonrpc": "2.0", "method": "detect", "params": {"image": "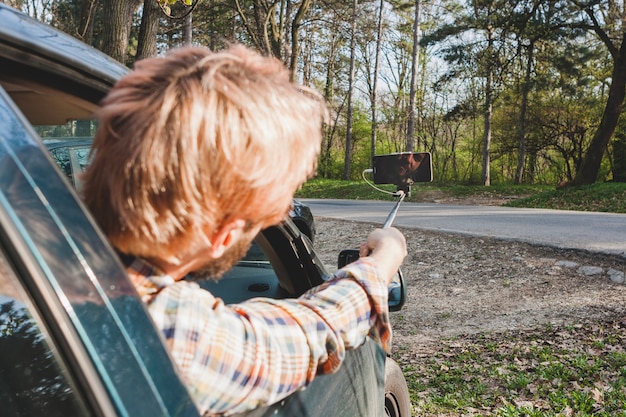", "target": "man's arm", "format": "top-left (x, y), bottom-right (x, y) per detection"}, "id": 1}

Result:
top-left (148, 257), bottom-right (388, 416)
